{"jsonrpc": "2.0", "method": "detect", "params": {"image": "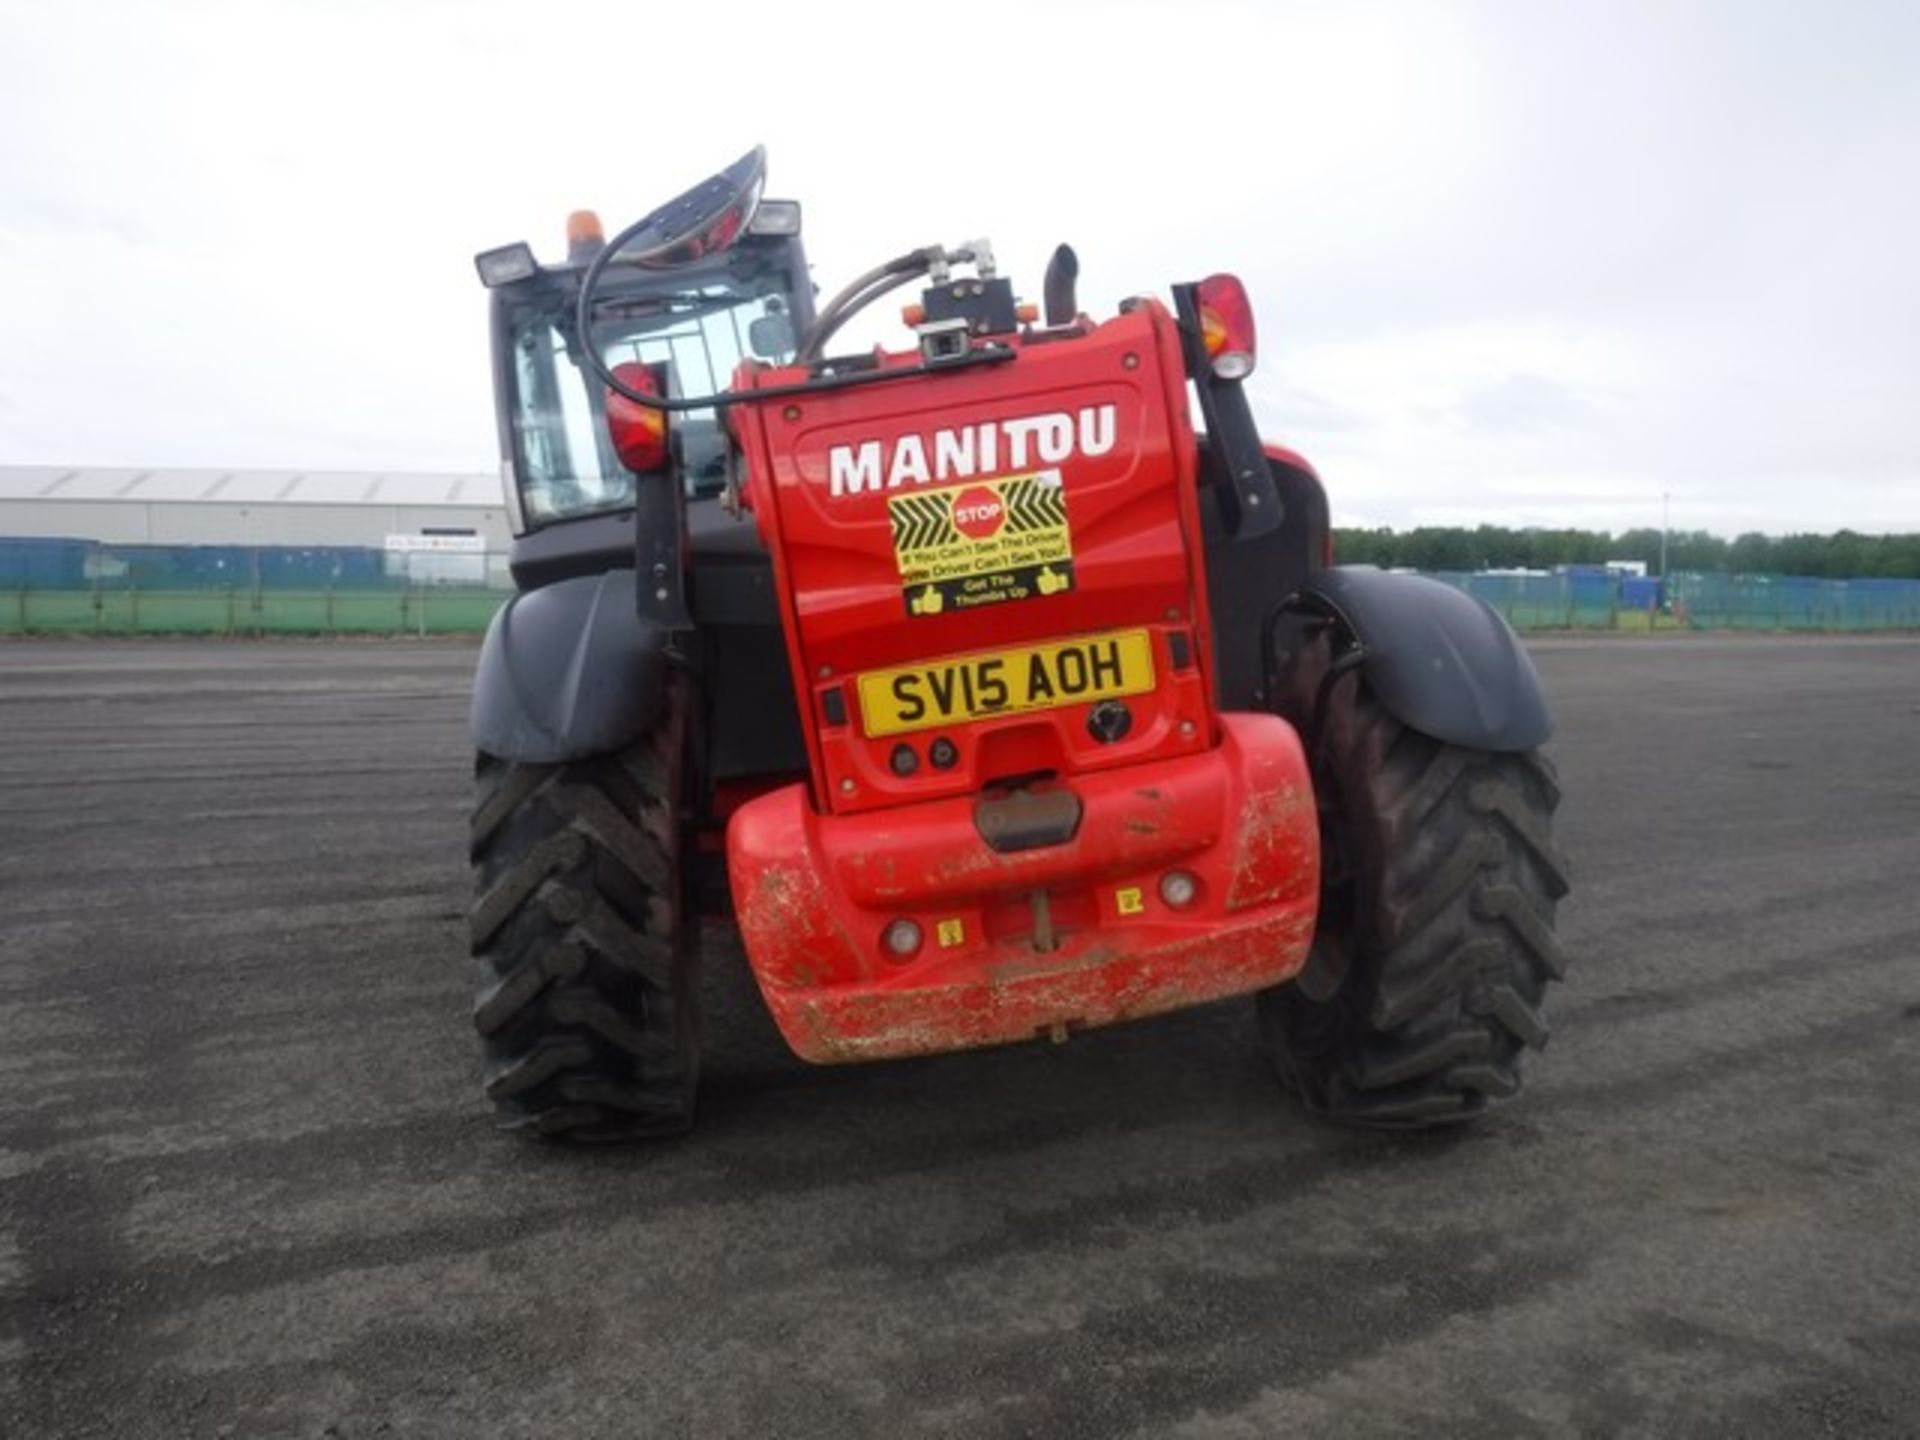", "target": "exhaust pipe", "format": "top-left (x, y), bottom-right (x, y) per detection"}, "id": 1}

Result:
top-left (1042, 244), bottom-right (1079, 326)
